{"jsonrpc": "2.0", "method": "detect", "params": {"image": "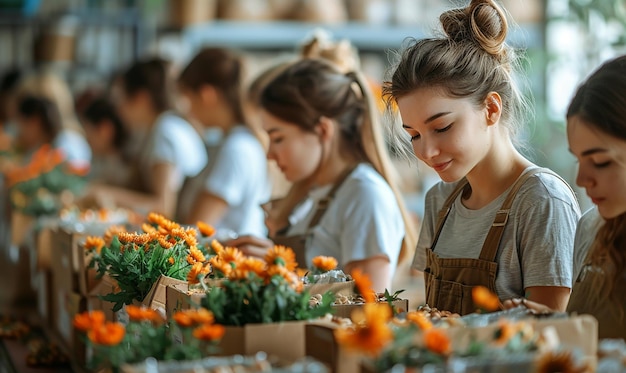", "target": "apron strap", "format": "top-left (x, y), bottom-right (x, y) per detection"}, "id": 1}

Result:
top-left (306, 165), bottom-right (358, 229)
top-left (478, 167), bottom-right (573, 262)
top-left (430, 179), bottom-right (470, 250)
